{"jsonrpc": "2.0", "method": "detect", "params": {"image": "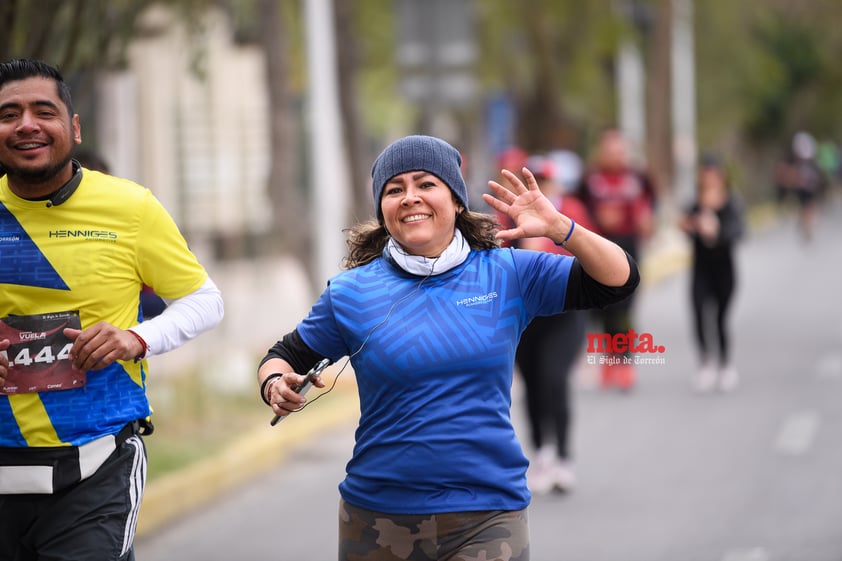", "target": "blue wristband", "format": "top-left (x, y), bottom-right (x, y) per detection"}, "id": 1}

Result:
top-left (555, 218), bottom-right (576, 247)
